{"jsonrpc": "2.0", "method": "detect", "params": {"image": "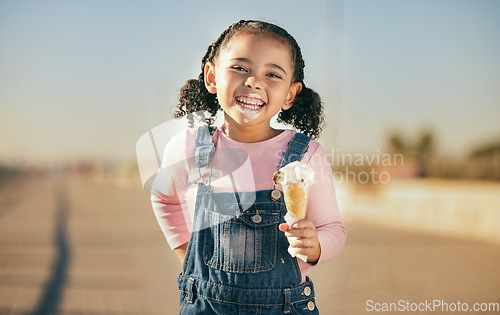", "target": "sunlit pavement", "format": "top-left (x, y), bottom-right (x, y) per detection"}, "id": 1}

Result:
top-left (0, 175), bottom-right (178, 314)
top-left (1, 175), bottom-right (499, 314)
top-left (310, 222), bottom-right (500, 313)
